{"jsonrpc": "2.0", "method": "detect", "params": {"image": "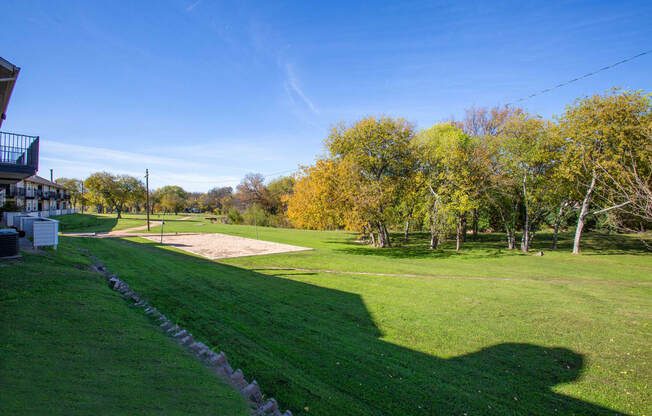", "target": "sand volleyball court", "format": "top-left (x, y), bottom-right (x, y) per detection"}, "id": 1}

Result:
top-left (143, 232), bottom-right (311, 259)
